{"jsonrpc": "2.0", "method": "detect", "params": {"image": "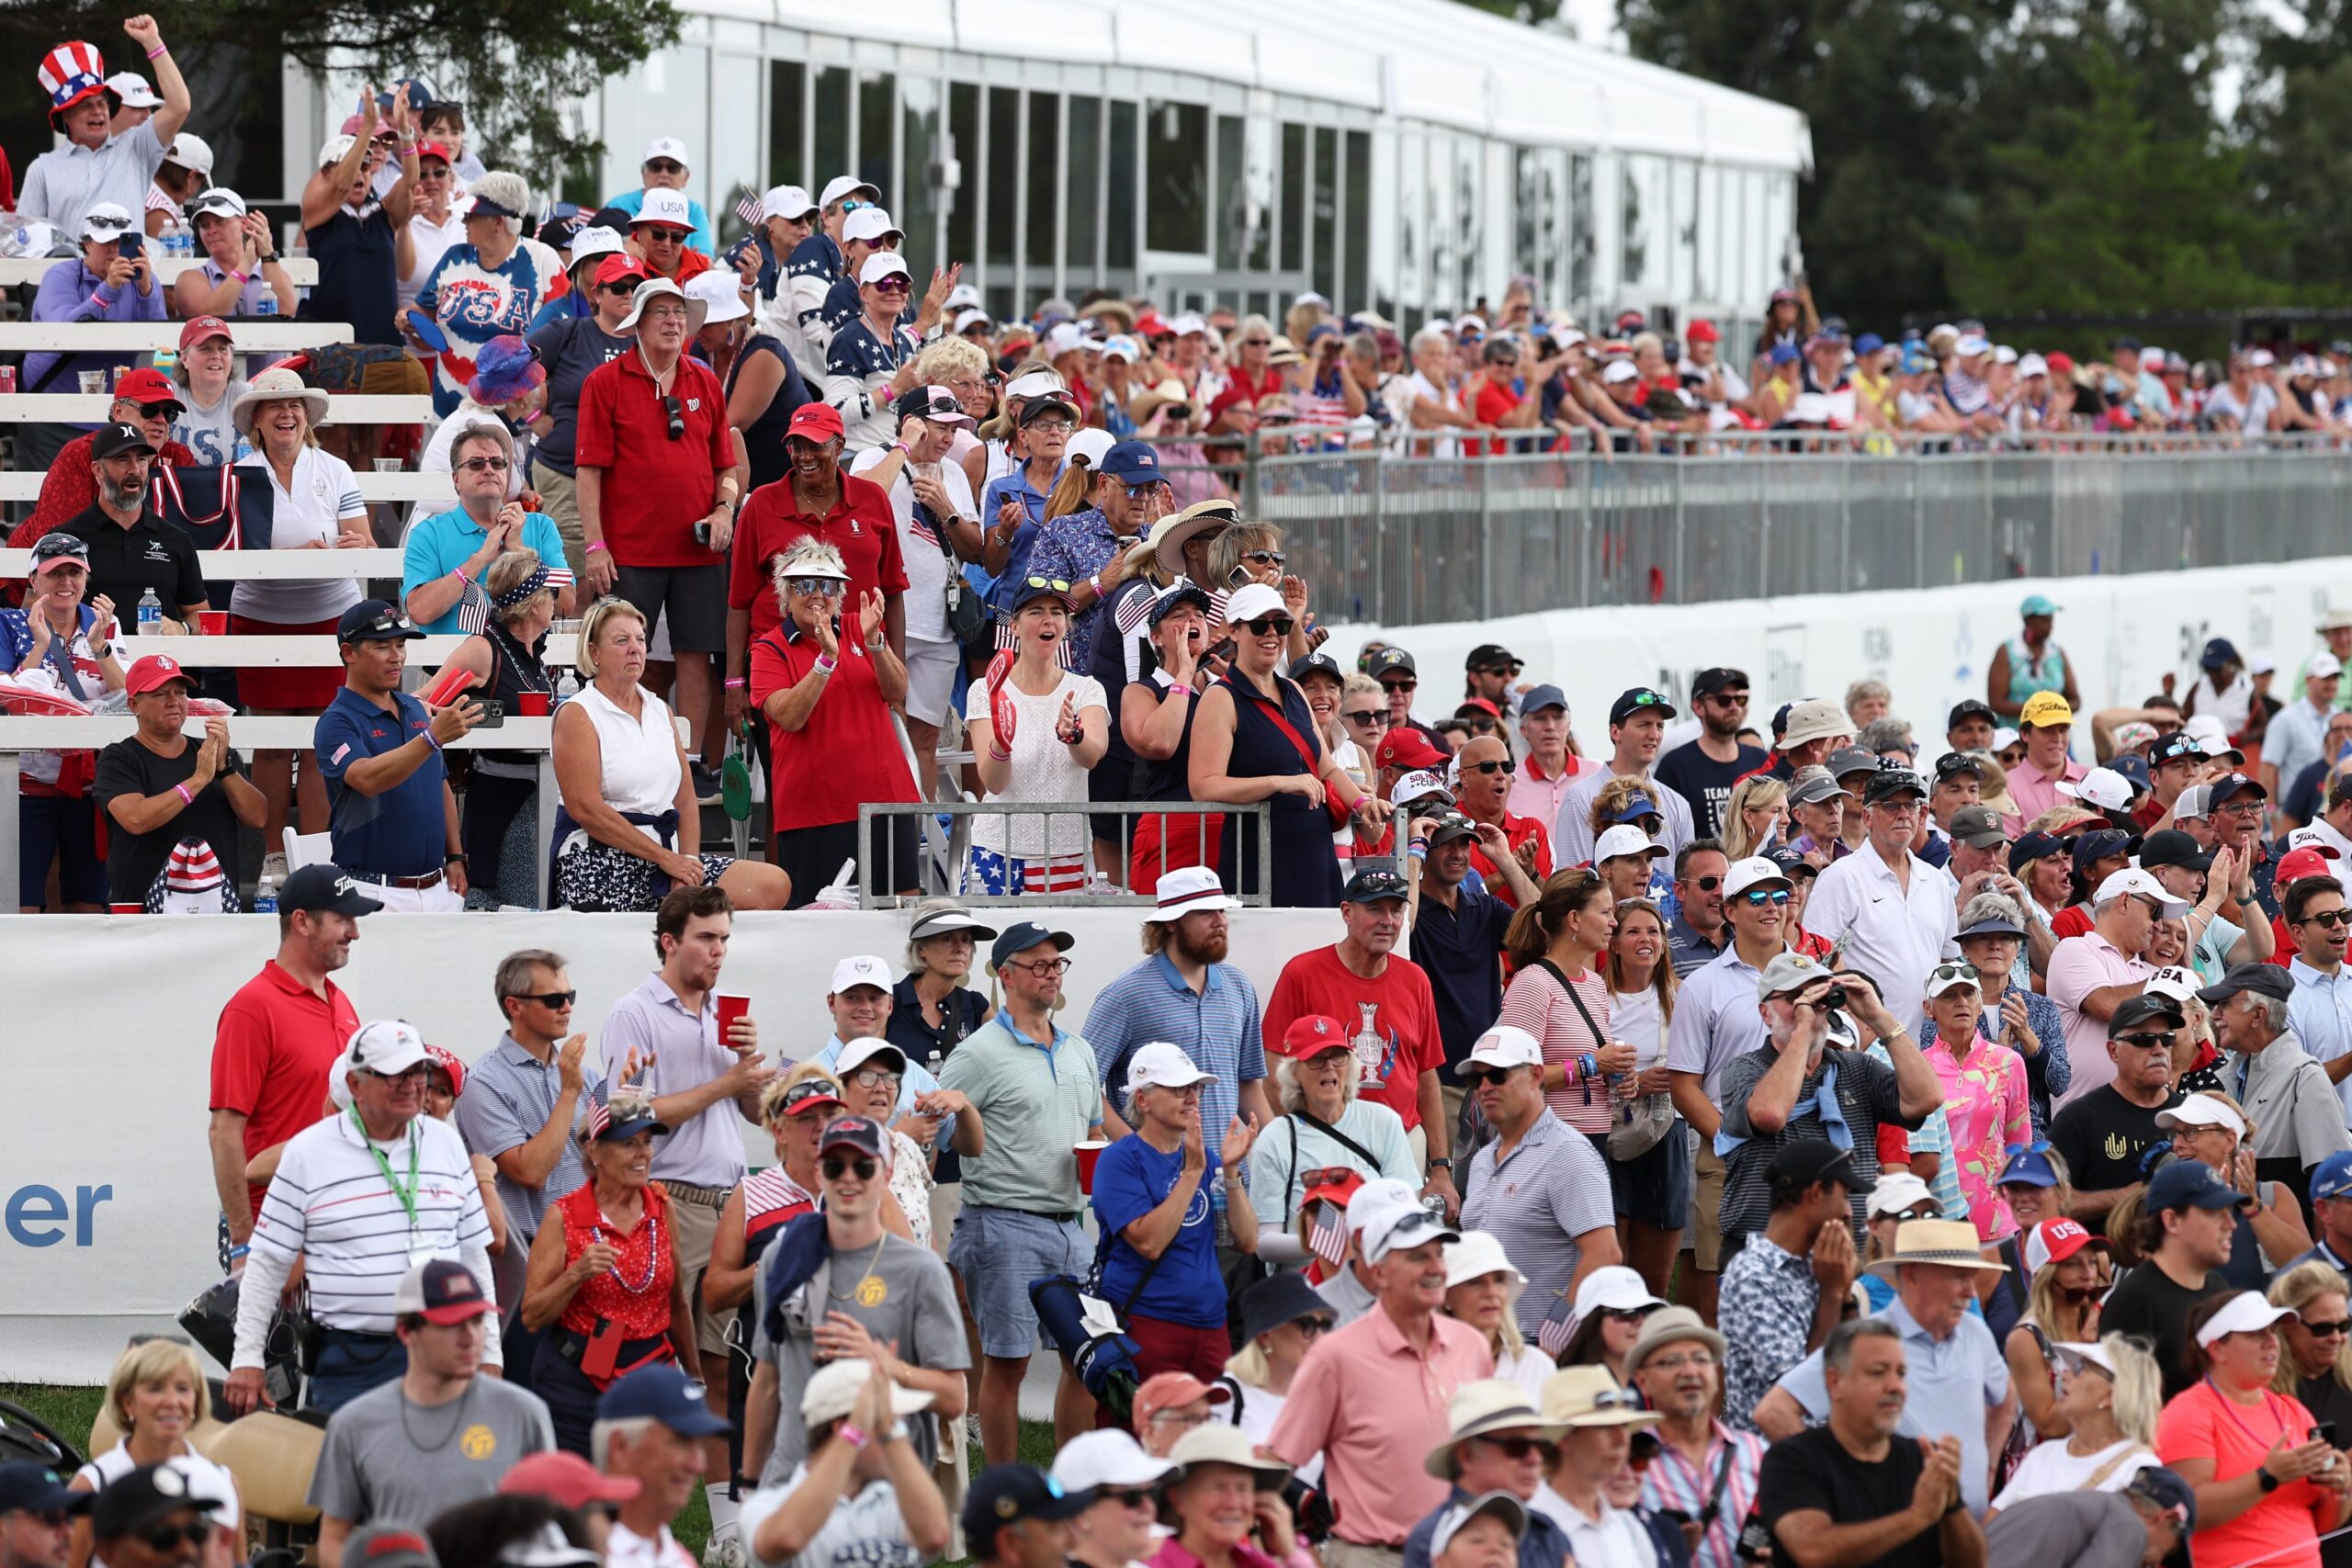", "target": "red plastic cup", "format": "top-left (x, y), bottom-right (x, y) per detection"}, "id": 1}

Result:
top-left (716, 994), bottom-right (751, 1044)
top-left (108, 902), bottom-right (143, 916)
top-left (198, 610), bottom-right (229, 636)
top-left (1074, 1140), bottom-right (1110, 1194)
top-left (516, 691), bottom-right (551, 716)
